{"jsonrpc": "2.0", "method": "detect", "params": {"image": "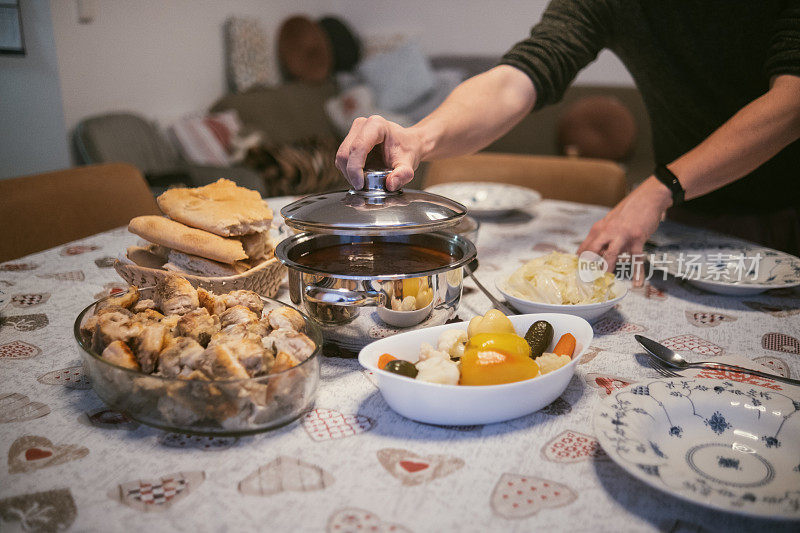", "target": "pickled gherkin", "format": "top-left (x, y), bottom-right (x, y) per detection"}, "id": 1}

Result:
top-left (524, 320), bottom-right (554, 359)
